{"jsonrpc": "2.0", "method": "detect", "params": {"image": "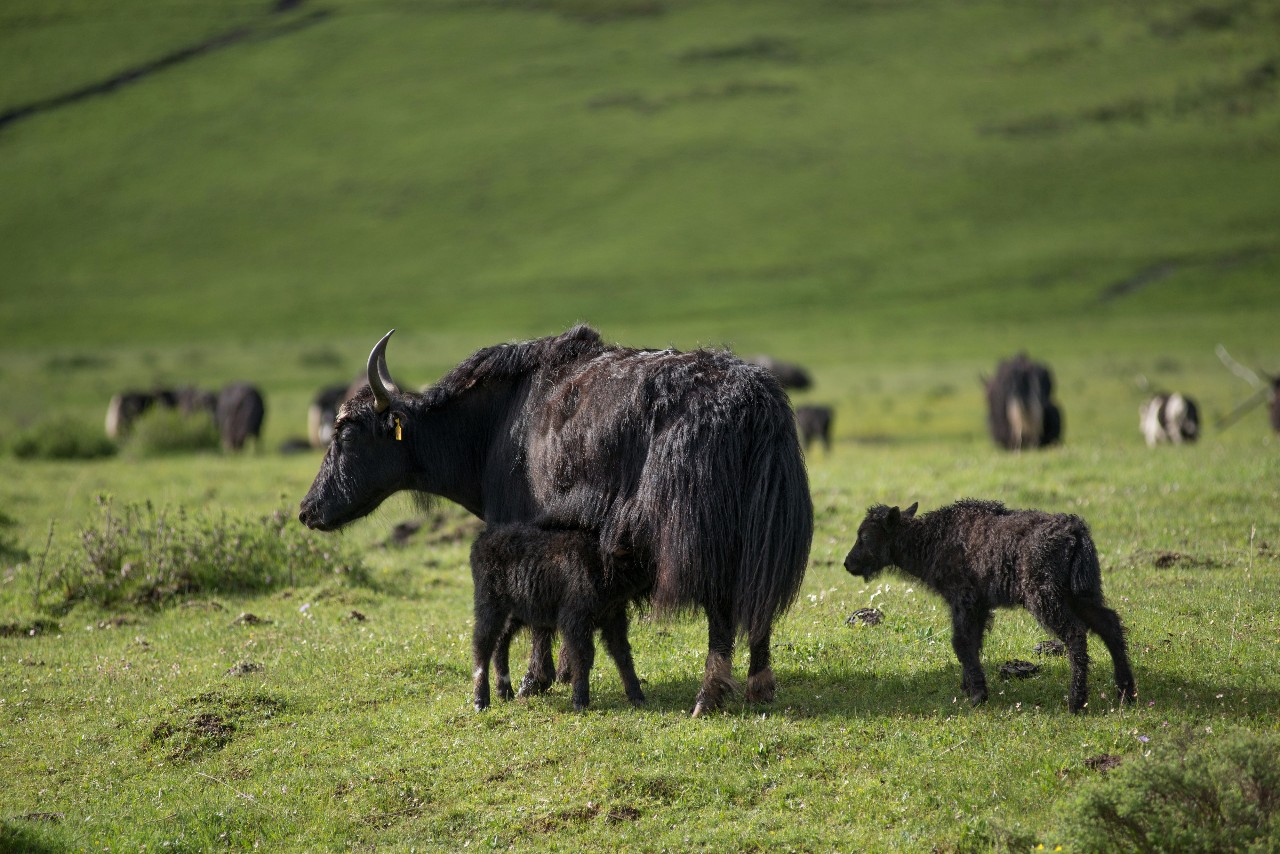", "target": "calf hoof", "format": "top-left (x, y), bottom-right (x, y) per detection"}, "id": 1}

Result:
top-left (746, 668), bottom-right (776, 704)
top-left (627, 690), bottom-right (647, 707)
top-left (474, 697), bottom-right (490, 712)
top-left (967, 688), bottom-right (988, 707)
top-left (496, 679), bottom-right (515, 702)
top-left (555, 664), bottom-right (573, 685)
